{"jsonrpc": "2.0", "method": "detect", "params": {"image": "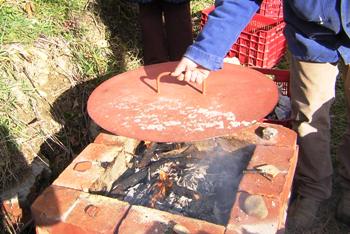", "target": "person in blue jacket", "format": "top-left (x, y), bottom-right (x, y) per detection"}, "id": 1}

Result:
top-left (130, 0), bottom-right (193, 65)
top-left (172, 0), bottom-right (350, 230)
